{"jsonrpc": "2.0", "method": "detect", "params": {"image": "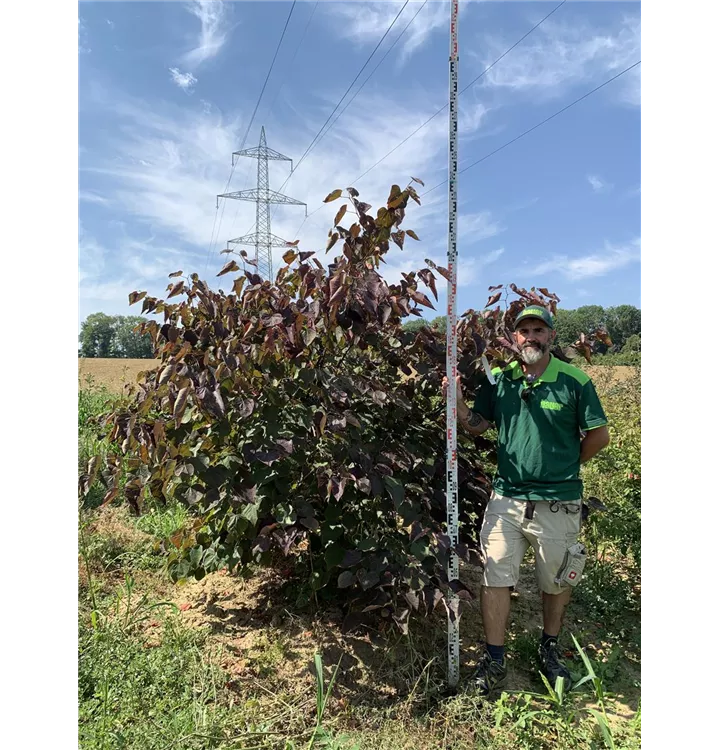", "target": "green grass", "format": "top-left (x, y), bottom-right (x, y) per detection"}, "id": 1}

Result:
top-left (78, 368), bottom-right (641, 750)
top-left (79, 618), bottom-right (237, 750)
top-left (79, 378), bottom-right (116, 430)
